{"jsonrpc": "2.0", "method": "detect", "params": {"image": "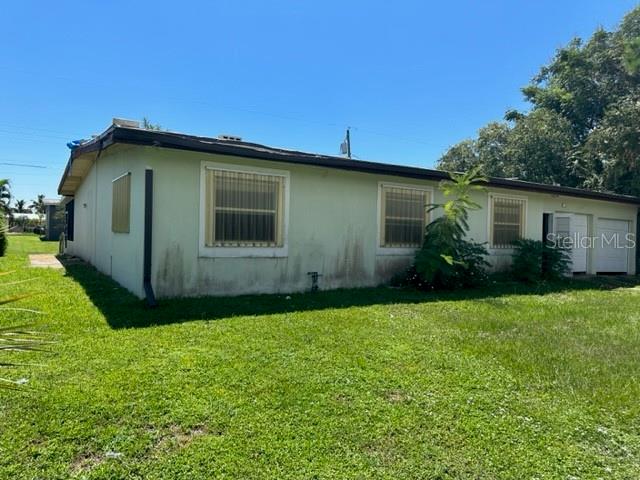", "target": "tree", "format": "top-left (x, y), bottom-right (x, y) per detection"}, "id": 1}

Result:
top-left (412, 167), bottom-right (490, 289)
top-left (438, 5), bottom-right (640, 196)
top-left (29, 194), bottom-right (45, 225)
top-left (504, 108), bottom-right (577, 186)
top-left (0, 212), bottom-right (7, 256)
top-left (12, 199), bottom-right (28, 214)
top-left (582, 96), bottom-right (640, 195)
top-left (0, 179), bottom-right (11, 214)
top-left (437, 122), bottom-right (510, 178)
